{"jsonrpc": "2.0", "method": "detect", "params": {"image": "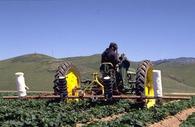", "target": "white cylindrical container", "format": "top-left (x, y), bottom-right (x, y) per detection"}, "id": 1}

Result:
top-left (15, 72), bottom-right (28, 97)
top-left (153, 70), bottom-right (163, 97)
